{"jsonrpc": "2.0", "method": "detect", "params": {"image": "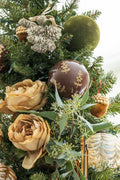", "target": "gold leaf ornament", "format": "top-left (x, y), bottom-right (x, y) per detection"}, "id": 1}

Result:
top-left (8, 114), bottom-right (50, 169)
